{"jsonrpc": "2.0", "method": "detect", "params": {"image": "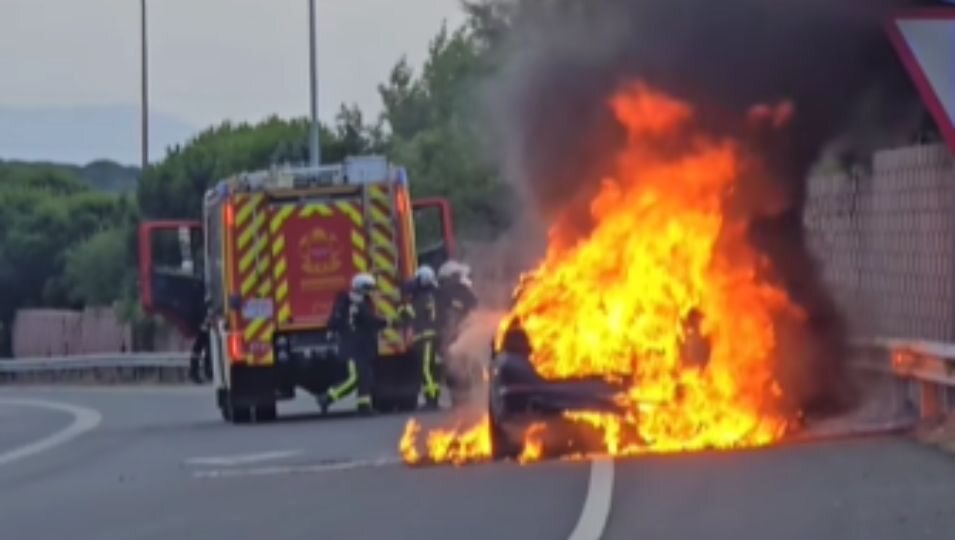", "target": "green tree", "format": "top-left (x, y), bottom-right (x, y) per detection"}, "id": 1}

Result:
top-left (379, 23), bottom-right (513, 240)
top-left (138, 113), bottom-right (381, 220)
top-left (63, 227), bottom-right (129, 306)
